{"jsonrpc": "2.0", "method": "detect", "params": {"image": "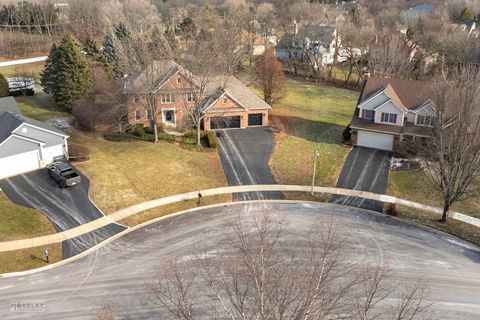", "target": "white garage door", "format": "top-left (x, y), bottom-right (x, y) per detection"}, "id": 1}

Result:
top-left (357, 130), bottom-right (394, 151)
top-left (0, 150), bottom-right (41, 179)
top-left (42, 144), bottom-right (64, 164)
